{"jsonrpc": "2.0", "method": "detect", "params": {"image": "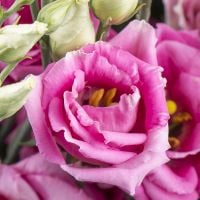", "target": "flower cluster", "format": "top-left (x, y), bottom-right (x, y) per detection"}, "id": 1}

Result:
top-left (0, 0), bottom-right (200, 200)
